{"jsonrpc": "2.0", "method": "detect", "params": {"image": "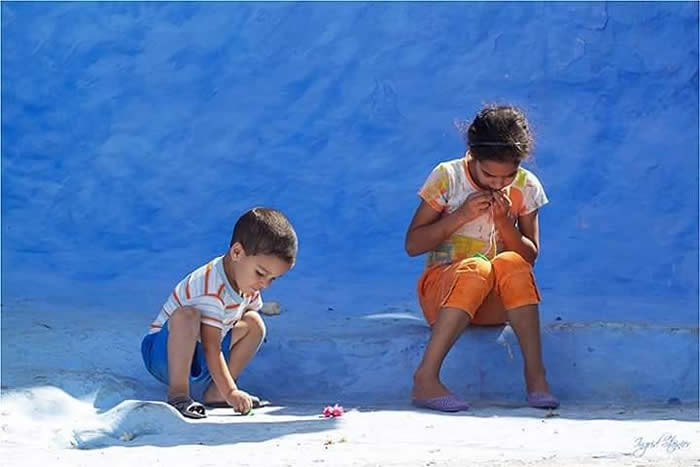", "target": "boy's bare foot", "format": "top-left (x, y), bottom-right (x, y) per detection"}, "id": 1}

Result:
top-left (204, 397), bottom-right (269, 409)
top-left (202, 383), bottom-right (222, 405)
top-left (202, 383), bottom-right (268, 408)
